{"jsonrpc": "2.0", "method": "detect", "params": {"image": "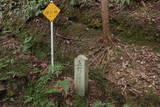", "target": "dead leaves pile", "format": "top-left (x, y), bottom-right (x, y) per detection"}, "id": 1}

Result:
top-left (107, 42), bottom-right (160, 97)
